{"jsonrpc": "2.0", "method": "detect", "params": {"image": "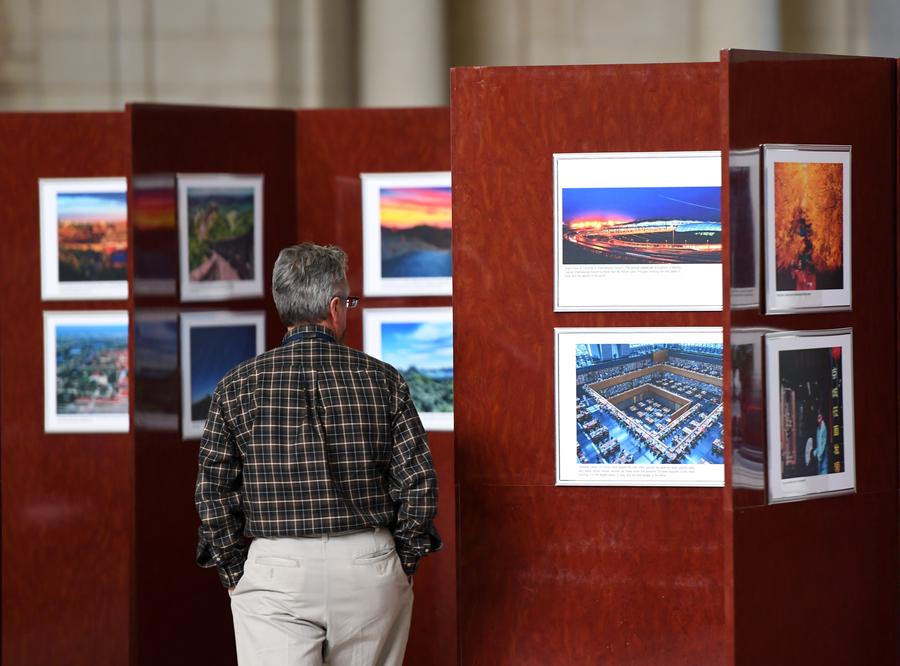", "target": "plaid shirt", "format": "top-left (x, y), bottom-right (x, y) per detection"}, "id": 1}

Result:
top-left (195, 324), bottom-right (441, 587)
